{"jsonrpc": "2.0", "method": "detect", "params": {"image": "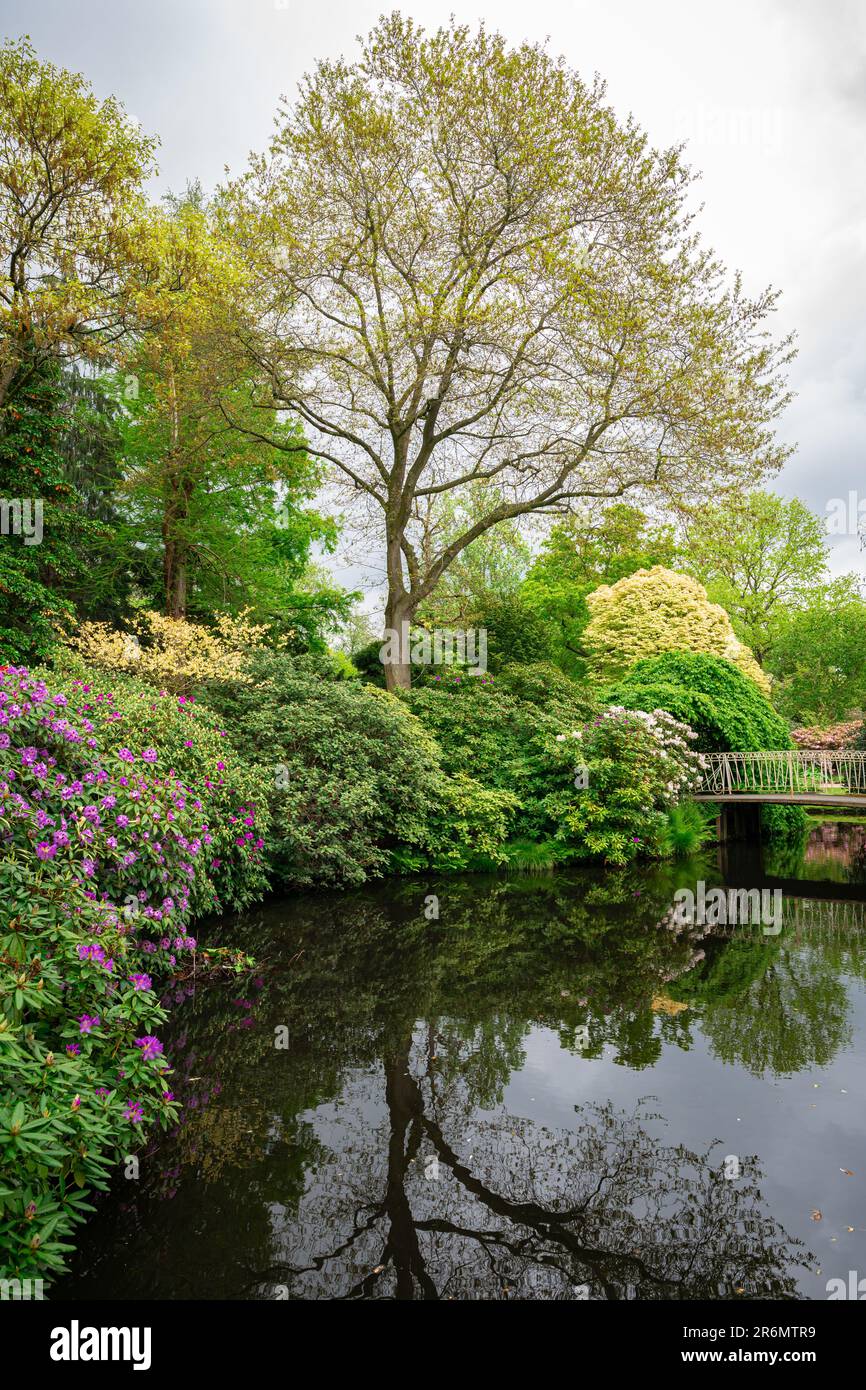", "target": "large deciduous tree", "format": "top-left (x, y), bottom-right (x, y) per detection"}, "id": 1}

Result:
top-left (225, 13), bottom-right (794, 688)
top-left (0, 36), bottom-right (155, 409)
